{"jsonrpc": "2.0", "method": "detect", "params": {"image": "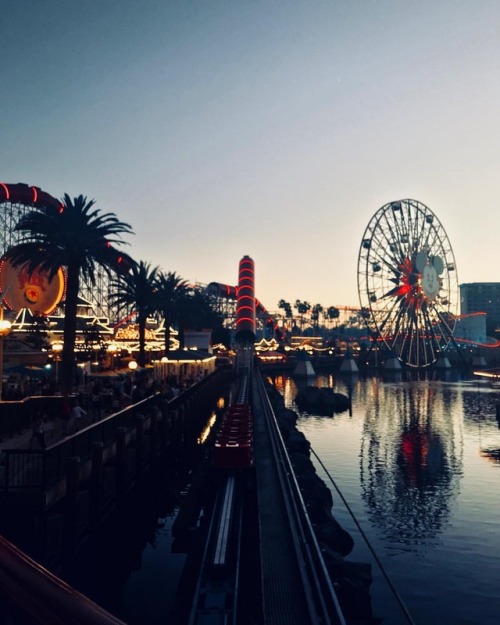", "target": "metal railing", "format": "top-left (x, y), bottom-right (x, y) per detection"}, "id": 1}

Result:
top-left (0, 365), bottom-right (234, 625)
top-left (0, 534), bottom-right (127, 625)
top-left (255, 370), bottom-right (347, 625)
top-left (1, 393), bottom-right (161, 492)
